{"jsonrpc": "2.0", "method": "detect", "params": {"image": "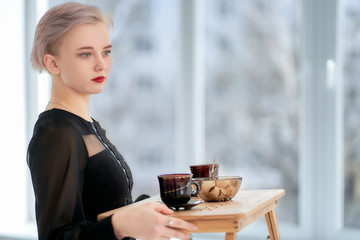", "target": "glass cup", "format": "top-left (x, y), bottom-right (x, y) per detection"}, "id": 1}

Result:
top-left (190, 164), bottom-right (219, 178)
top-left (158, 173), bottom-right (200, 206)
